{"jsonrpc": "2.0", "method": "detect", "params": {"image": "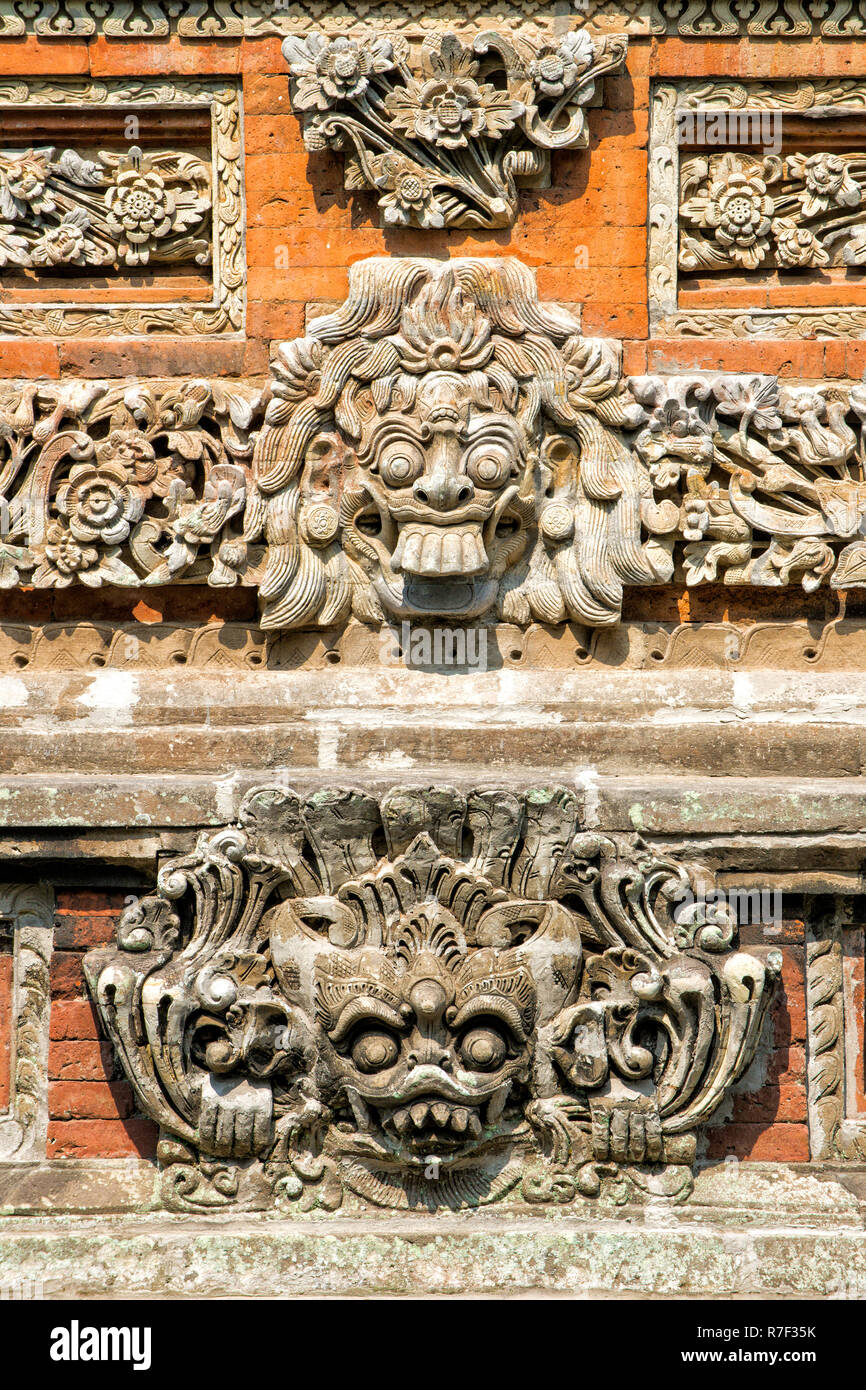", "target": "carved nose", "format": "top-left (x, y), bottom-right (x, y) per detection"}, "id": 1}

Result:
top-left (408, 978), bottom-right (448, 1022)
top-left (413, 470), bottom-right (474, 511)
